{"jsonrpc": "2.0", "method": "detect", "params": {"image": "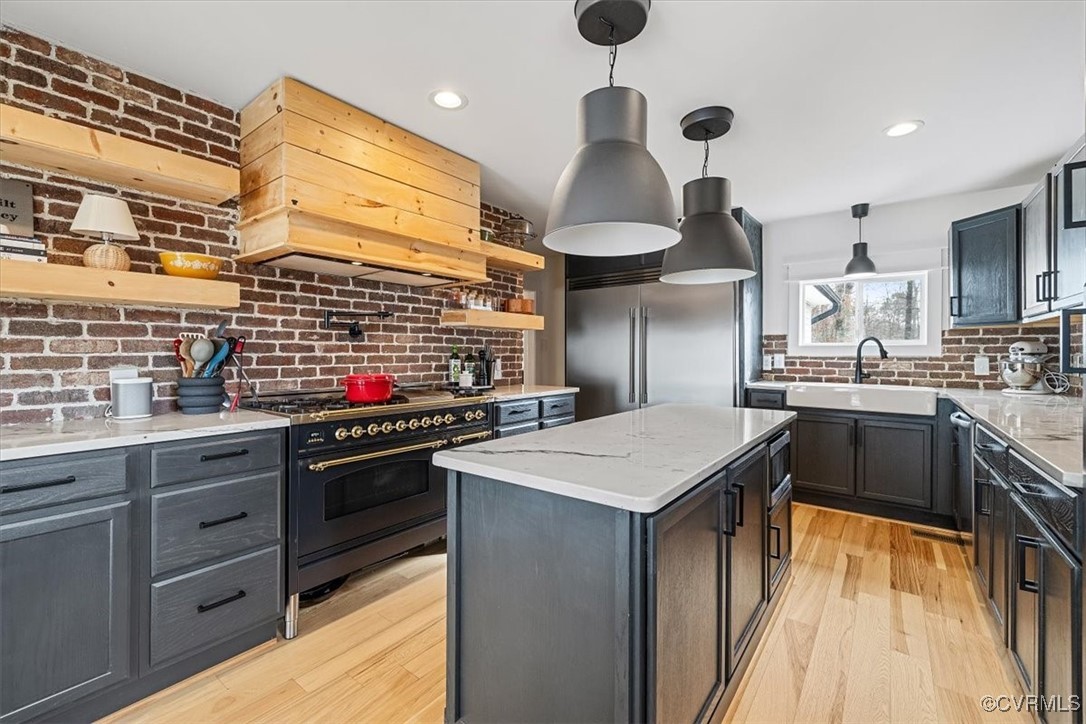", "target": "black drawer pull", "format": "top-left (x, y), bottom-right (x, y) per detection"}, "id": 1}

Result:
top-left (1016, 537), bottom-right (1040, 594)
top-left (770, 525), bottom-right (782, 560)
top-left (0, 475), bottom-right (77, 494)
top-left (197, 589), bottom-right (247, 613)
top-left (547, 402), bottom-right (567, 408)
top-left (976, 442), bottom-right (1006, 454)
top-left (506, 409), bottom-right (529, 416)
top-left (200, 448), bottom-right (249, 462)
top-left (199, 511), bottom-right (249, 529)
